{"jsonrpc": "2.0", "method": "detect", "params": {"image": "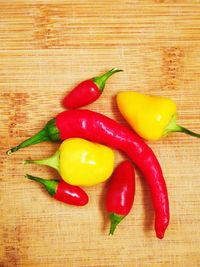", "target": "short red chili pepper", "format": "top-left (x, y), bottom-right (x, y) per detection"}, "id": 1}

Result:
top-left (25, 174), bottom-right (89, 206)
top-left (106, 161), bottom-right (135, 235)
top-left (63, 68), bottom-right (122, 109)
top-left (7, 110), bottom-right (169, 239)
